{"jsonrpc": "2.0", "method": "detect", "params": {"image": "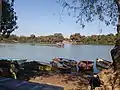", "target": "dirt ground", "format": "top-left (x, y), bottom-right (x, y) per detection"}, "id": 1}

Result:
top-left (29, 74), bottom-right (90, 90)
